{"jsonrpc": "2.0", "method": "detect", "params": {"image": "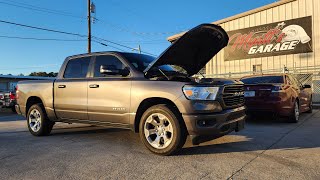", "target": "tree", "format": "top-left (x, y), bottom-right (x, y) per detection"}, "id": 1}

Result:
top-left (29, 72), bottom-right (58, 77)
top-left (48, 72), bottom-right (58, 77)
